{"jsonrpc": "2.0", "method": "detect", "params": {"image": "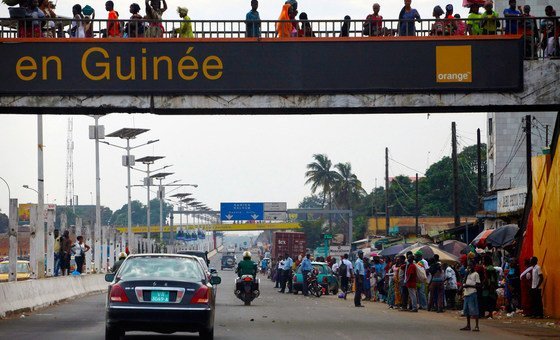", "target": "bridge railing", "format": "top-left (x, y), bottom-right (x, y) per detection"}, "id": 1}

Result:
top-left (1, 16), bottom-right (558, 59)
